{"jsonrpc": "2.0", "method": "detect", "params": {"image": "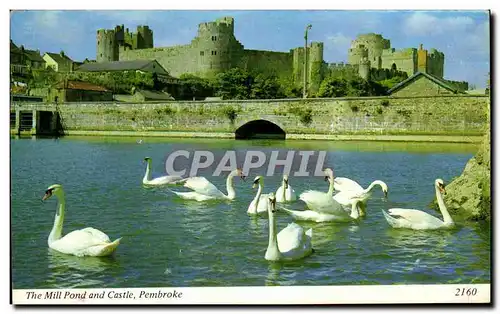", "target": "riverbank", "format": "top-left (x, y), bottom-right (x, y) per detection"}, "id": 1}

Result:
top-left (11, 129), bottom-right (483, 143)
